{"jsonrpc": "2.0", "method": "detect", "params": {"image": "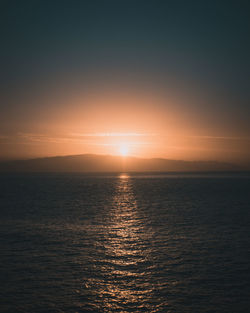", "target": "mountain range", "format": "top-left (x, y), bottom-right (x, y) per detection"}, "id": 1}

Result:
top-left (0, 154), bottom-right (241, 172)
